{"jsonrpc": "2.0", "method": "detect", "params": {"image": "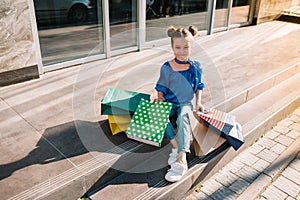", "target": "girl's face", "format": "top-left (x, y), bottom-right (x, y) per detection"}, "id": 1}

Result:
top-left (172, 37), bottom-right (191, 61)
